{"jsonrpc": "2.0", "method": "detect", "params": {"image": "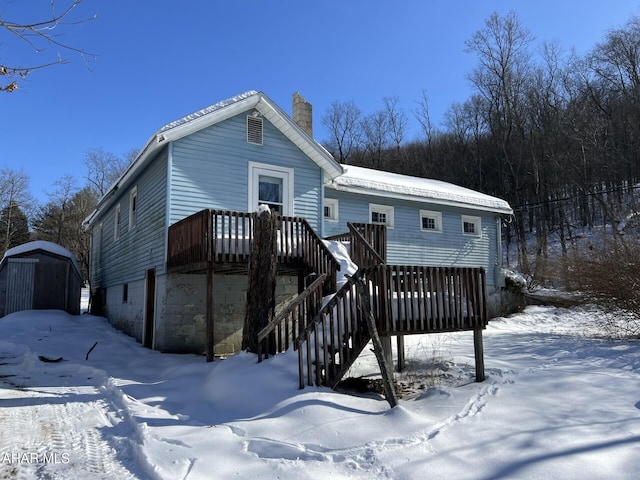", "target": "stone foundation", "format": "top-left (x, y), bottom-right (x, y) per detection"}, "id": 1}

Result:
top-left (154, 271), bottom-right (300, 355)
